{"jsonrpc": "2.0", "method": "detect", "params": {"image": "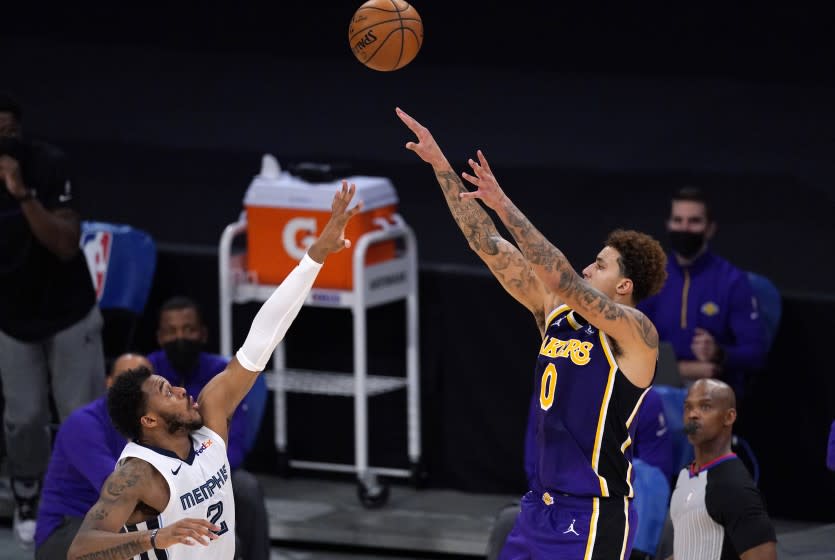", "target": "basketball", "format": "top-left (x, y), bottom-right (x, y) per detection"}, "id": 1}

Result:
top-left (348, 0), bottom-right (423, 71)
